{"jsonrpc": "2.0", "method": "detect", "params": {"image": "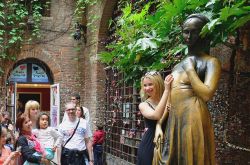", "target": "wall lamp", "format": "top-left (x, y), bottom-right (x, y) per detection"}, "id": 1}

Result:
top-left (73, 22), bottom-right (87, 43)
top-left (27, 15), bottom-right (35, 30)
